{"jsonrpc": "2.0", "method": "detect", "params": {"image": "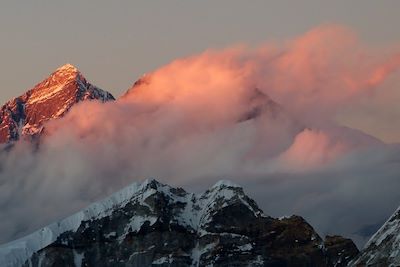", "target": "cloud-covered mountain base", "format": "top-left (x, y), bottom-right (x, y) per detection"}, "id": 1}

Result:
top-left (1, 25), bottom-right (400, 247)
